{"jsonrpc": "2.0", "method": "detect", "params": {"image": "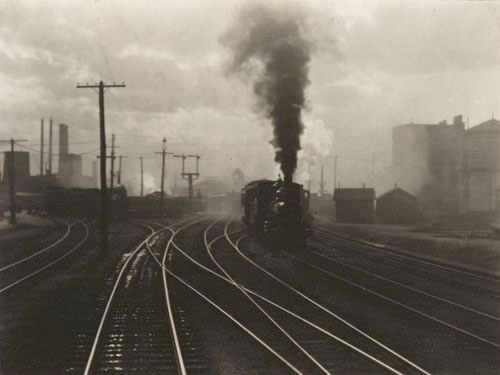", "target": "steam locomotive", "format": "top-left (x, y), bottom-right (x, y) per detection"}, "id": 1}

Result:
top-left (241, 178), bottom-right (312, 250)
